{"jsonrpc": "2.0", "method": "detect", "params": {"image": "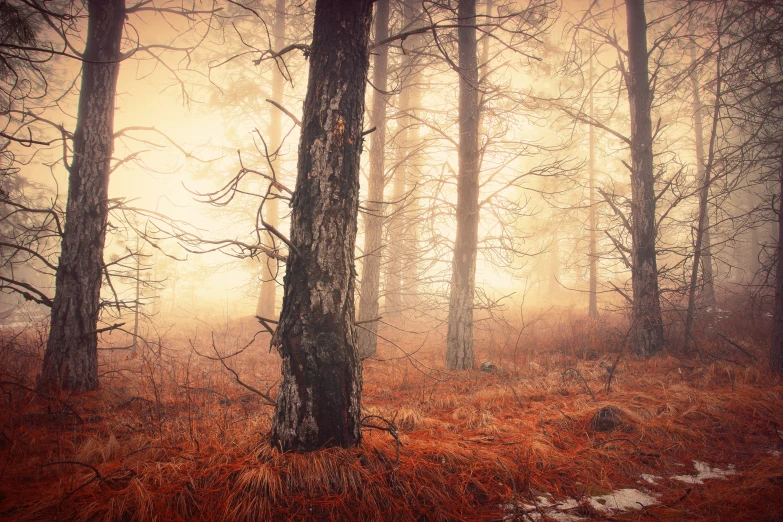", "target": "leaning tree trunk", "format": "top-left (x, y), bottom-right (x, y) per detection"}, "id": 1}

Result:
top-left (257, 0), bottom-right (287, 320)
top-left (270, 0), bottom-right (373, 452)
top-left (38, 0), bottom-right (125, 392)
top-left (625, 0), bottom-right (664, 357)
top-left (771, 151), bottom-right (783, 375)
top-left (446, 0), bottom-right (480, 370)
top-left (356, 0), bottom-right (390, 359)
